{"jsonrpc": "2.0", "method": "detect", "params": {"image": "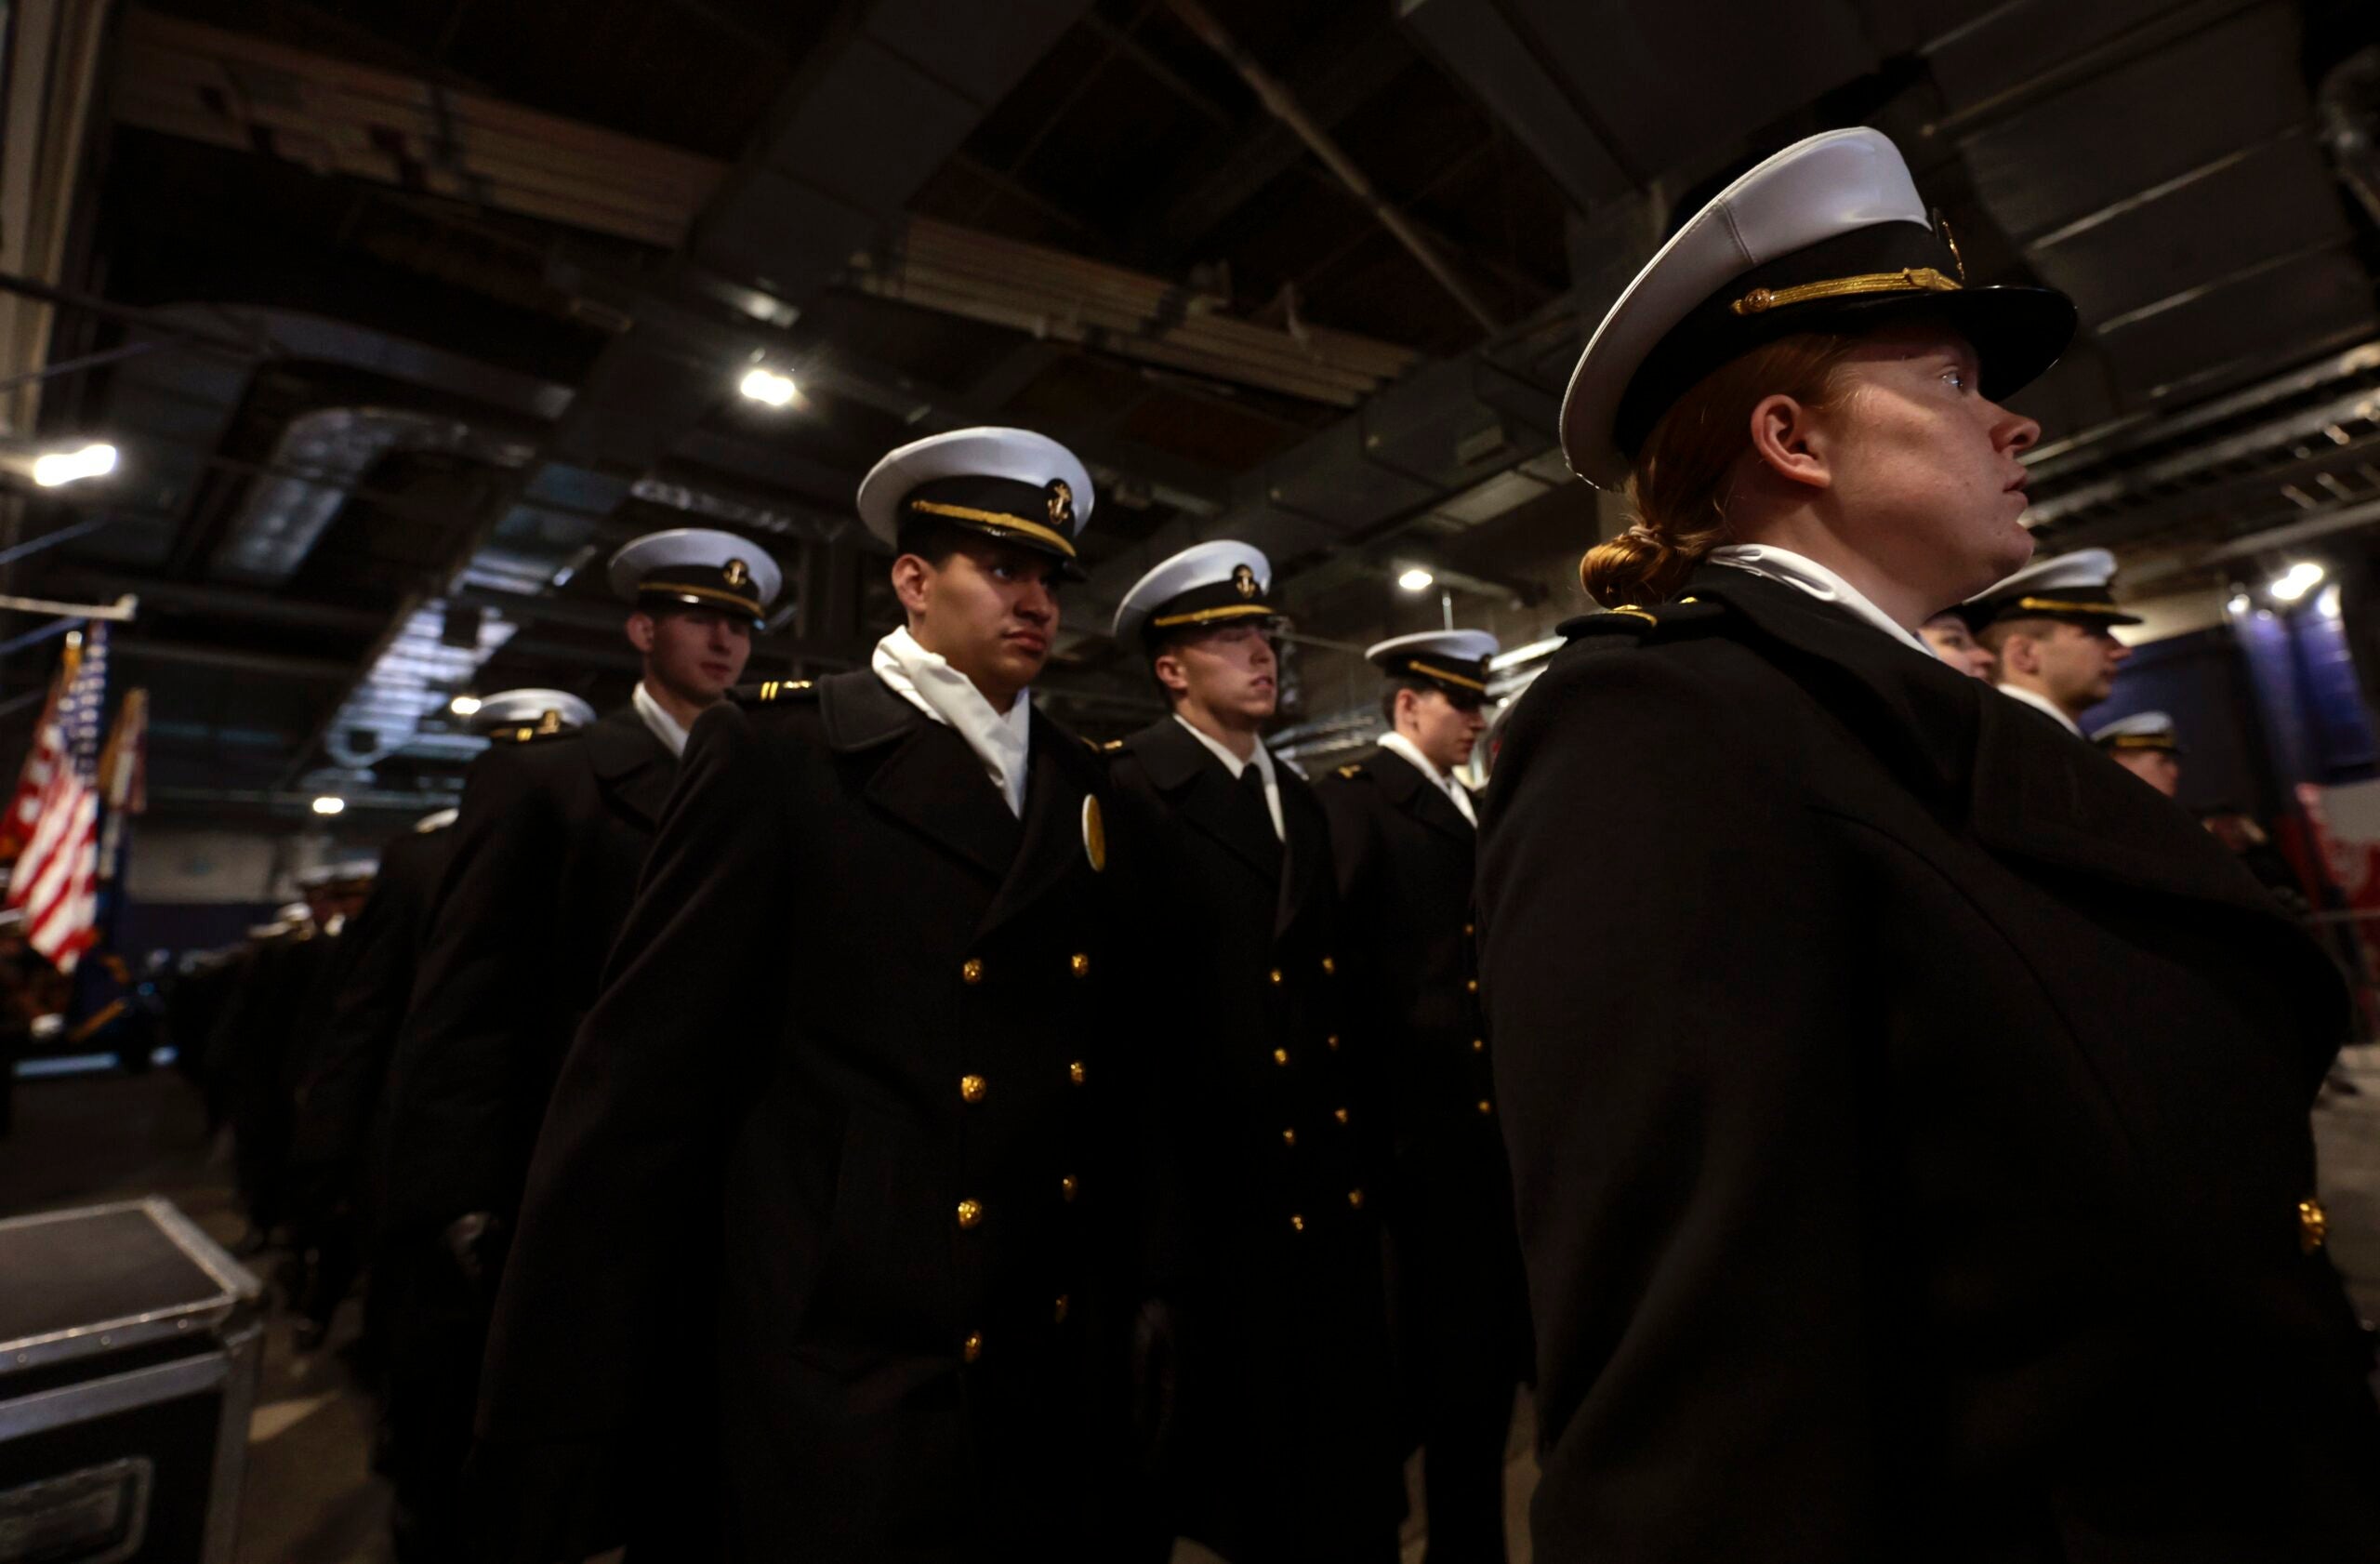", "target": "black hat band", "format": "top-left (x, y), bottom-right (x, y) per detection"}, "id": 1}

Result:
top-left (638, 579), bottom-right (765, 620)
top-left (1618, 219), bottom-right (1967, 458)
